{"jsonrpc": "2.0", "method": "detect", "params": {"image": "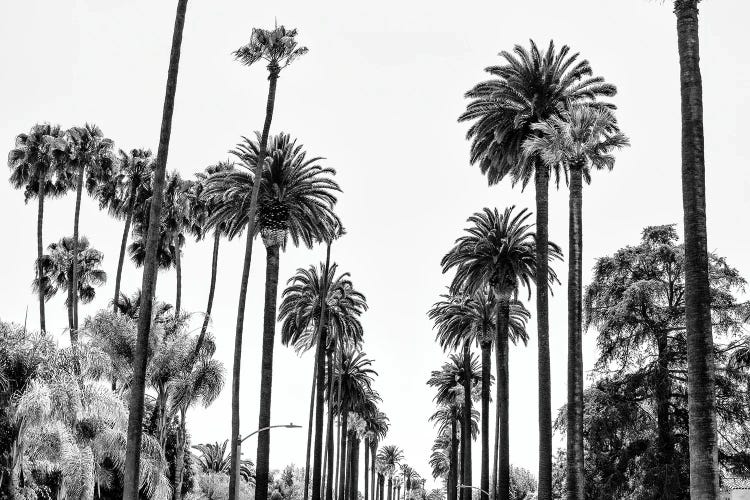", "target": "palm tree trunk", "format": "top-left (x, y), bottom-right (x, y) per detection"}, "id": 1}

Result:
top-left (304, 347), bottom-right (318, 500)
top-left (534, 166), bottom-right (552, 500)
top-left (173, 409), bottom-right (187, 500)
top-left (174, 243), bottom-right (182, 316)
top-left (338, 410), bottom-right (350, 500)
top-left (448, 411), bottom-right (458, 500)
top-left (491, 341), bottom-right (500, 500)
top-left (36, 185), bottom-right (46, 332)
top-left (656, 329), bottom-right (676, 491)
top-left (113, 186), bottom-right (137, 315)
top-left (122, 2), bottom-right (188, 498)
top-left (349, 435), bottom-right (359, 500)
top-left (480, 336), bottom-right (491, 500)
top-left (66, 263), bottom-right (75, 337)
top-left (675, 1), bottom-right (719, 497)
top-left (70, 165), bottom-right (85, 342)
top-left (255, 244), bottom-right (282, 500)
top-left (496, 300), bottom-right (510, 500)
top-left (566, 163), bottom-right (584, 500)
top-left (196, 230), bottom-right (220, 355)
top-left (461, 341), bottom-right (472, 500)
top-left (335, 411), bottom-right (342, 500)
top-left (387, 477), bottom-right (393, 500)
top-left (364, 437), bottom-right (370, 500)
top-left (370, 442), bottom-right (377, 500)
top-left (325, 355), bottom-right (336, 500)
top-left (229, 61), bottom-right (280, 500)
